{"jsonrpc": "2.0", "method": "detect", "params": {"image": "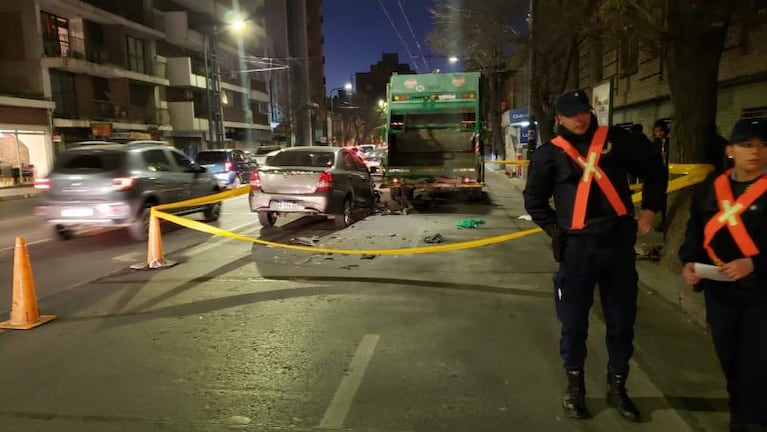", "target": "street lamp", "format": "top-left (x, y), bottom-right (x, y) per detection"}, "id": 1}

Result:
top-left (327, 82), bottom-right (352, 146)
